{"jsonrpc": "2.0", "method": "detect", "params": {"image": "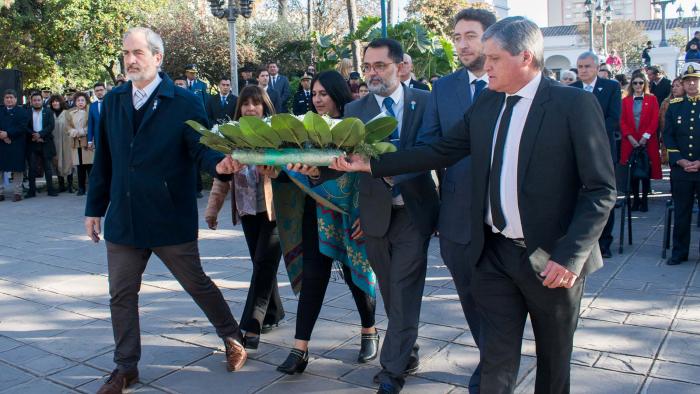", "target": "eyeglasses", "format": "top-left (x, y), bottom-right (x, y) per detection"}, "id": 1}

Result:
top-left (360, 62), bottom-right (395, 73)
top-left (562, 78), bottom-right (574, 81)
top-left (632, 81), bottom-right (645, 85)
